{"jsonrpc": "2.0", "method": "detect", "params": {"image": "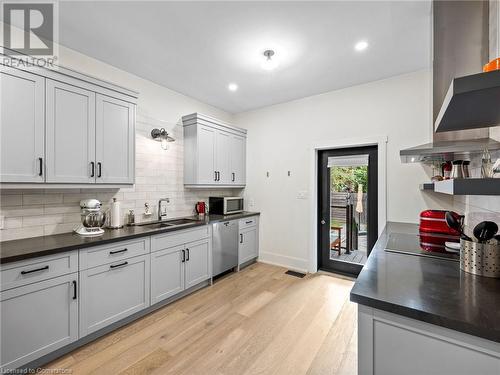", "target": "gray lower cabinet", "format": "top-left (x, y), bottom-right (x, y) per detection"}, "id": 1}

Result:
top-left (151, 237), bottom-right (211, 305)
top-left (239, 227), bottom-right (258, 265)
top-left (358, 305), bottom-right (500, 375)
top-left (151, 245), bottom-right (185, 304)
top-left (238, 217), bottom-right (259, 266)
top-left (0, 273), bottom-right (78, 370)
top-left (185, 239), bottom-right (211, 289)
top-left (79, 255), bottom-right (150, 337)
top-left (0, 68), bottom-right (45, 183)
